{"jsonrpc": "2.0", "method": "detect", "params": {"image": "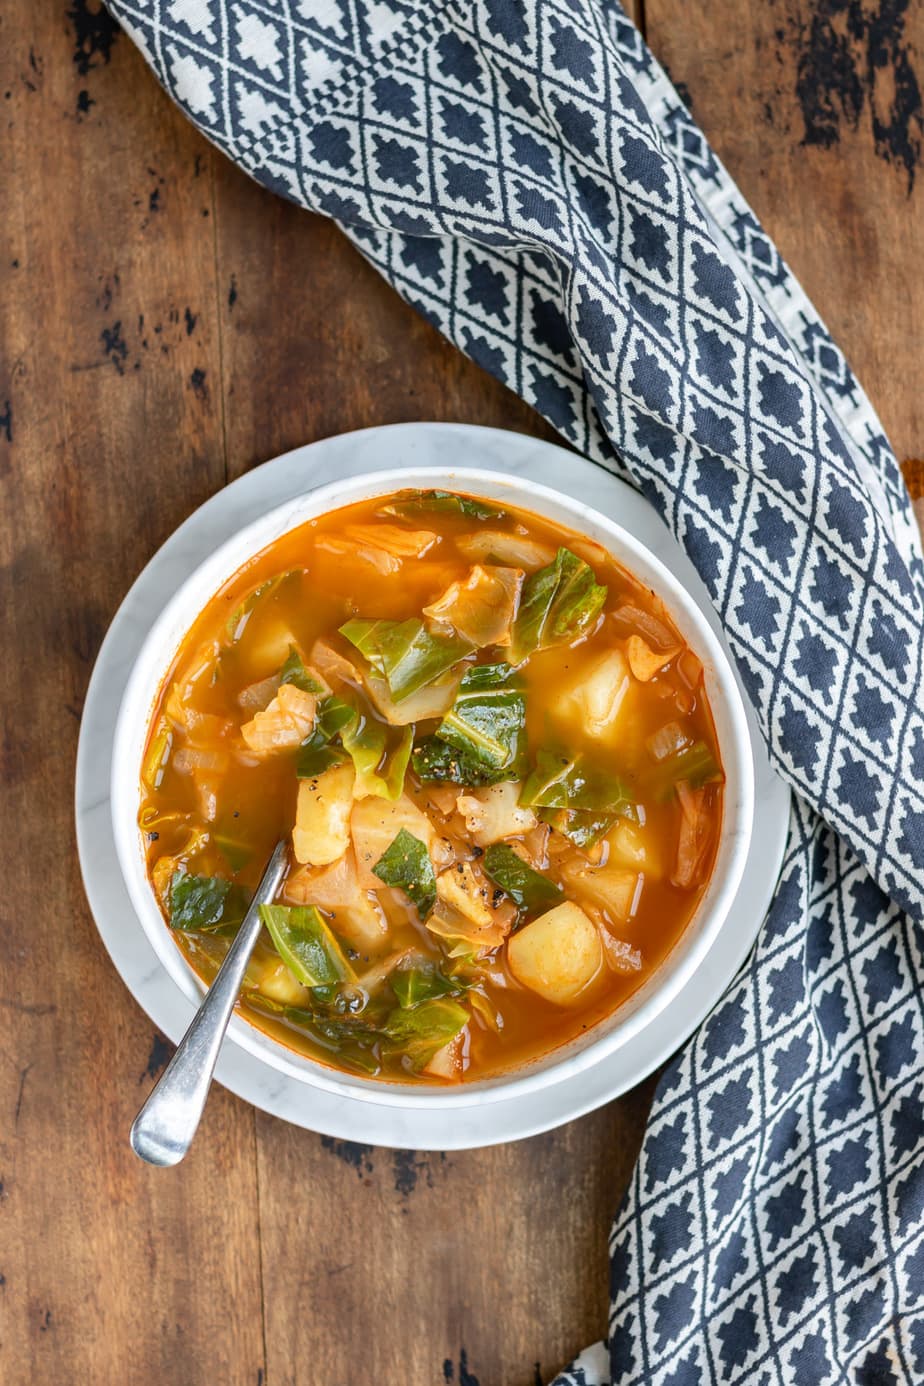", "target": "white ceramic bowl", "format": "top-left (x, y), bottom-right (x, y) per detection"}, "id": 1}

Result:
top-left (111, 466), bottom-right (755, 1110)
